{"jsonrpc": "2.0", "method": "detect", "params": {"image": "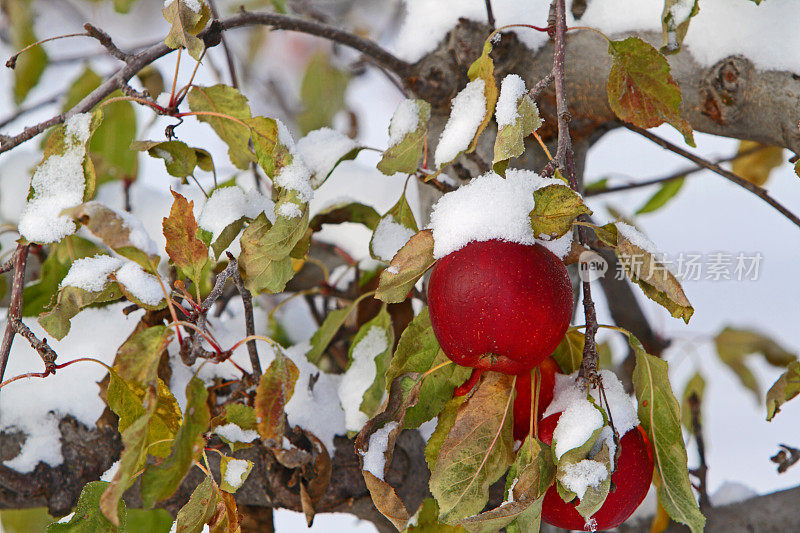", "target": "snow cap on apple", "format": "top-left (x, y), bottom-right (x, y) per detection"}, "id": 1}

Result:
top-left (426, 170), bottom-right (575, 375)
